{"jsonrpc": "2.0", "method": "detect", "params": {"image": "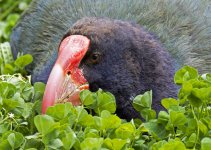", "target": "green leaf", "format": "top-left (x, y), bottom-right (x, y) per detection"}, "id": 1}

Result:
top-left (185, 133), bottom-right (197, 148)
top-left (0, 81), bottom-right (16, 99)
top-left (202, 117), bottom-right (211, 129)
top-left (94, 89), bottom-right (116, 114)
top-left (34, 115), bottom-right (56, 135)
top-left (186, 119), bottom-right (197, 135)
top-left (94, 110), bottom-right (121, 130)
top-left (189, 88), bottom-right (210, 102)
top-left (60, 129), bottom-right (76, 149)
top-left (33, 82), bottom-right (45, 101)
top-left (0, 42), bottom-right (14, 65)
top-left (93, 111), bottom-right (121, 131)
top-left (7, 133), bottom-right (15, 149)
top-left (201, 137), bottom-right (211, 150)
top-left (157, 111), bottom-right (169, 124)
top-left (22, 102), bottom-right (33, 119)
top-left (140, 108), bottom-right (156, 121)
top-left (170, 111), bottom-right (187, 127)
top-left (199, 121), bottom-right (208, 135)
top-left (160, 139), bottom-right (186, 150)
top-left (42, 125), bottom-right (75, 149)
top-left (101, 110), bottom-right (121, 129)
top-left (2, 99), bottom-right (20, 111)
top-left (19, 82), bottom-right (33, 102)
top-left (115, 123), bottom-right (136, 140)
top-left (0, 43), bottom-right (32, 74)
top-left (178, 81), bottom-right (192, 103)
top-left (133, 139), bottom-right (147, 150)
top-left (93, 116), bottom-right (103, 130)
top-left (189, 133), bottom-right (197, 143)
top-left (151, 140), bottom-right (167, 150)
top-left (14, 54), bottom-right (33, 69)
top-left (84, 128), bottom-right (100, 138)
top-left (174, 66), bottom-right (198, 85)
top-left (75, 106), bottom-right (95, 127)
top-left (161, 98), bottom-right (178, 110)
top-left (188, 89), bottom-right (203, 108)
top-left (23, 138), bottom-right (44, 149)
top-left (192, 80), bottom-right (208, 88)
top-left (0, 123), bottom-right (10, 134)
top-left (48, 139), bottom-right (63, 149)
top-left (2, 131), bottom-right (24, 149)
top-left (6, 14), bottom-right (20, 26)
top-left (144, 120), bottom-right (169, 140)
top-left (103, 138), bottom-right (127, 150)
top-left (133, 90), bottom-right (152, 112)
top-left (0, 140), bottom-right (11, 150)
top-left (80, 138), bottom-right (103, 150)
top-left (80, 90), bottom-right (96, 106)
top-left (46, 103), bottom-right (74, 121)
top-left (3, 64), bottom-right (14, 74)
